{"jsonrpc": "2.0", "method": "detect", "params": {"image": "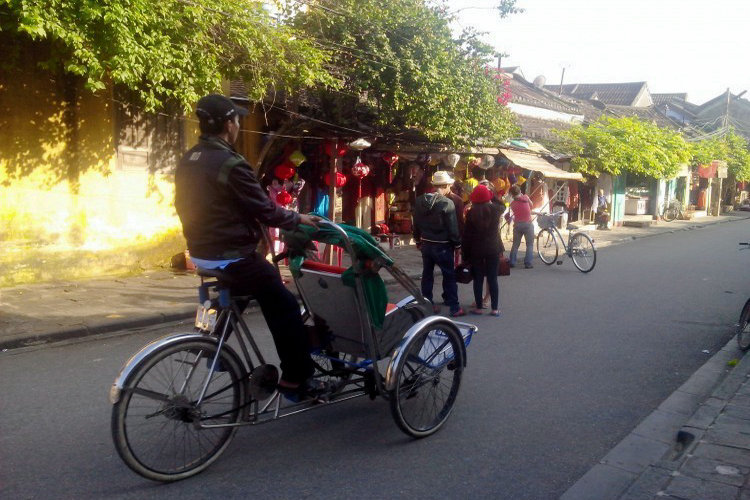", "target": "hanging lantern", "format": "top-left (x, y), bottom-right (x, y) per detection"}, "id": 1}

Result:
top-left (324, 171), bottom-right (347, 187)
top-left (289, 150), bottom-right (306, 167)
top-left (274, 161), bottom-right (296, 180)
top-left (351, 158), bottom-right (371, 199)
top-left (479, 155), bottom-right (495, 170)
top-left (276, 188), bottom-right (293, 206)
top-left (443, 153), bottom-right (460, 169)
top-left (324, 141), bottom-right (348, 157)
top-left (348, 138), bottom-right (371, 151)
top-left (382, 152), bottom-right (399, 166)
